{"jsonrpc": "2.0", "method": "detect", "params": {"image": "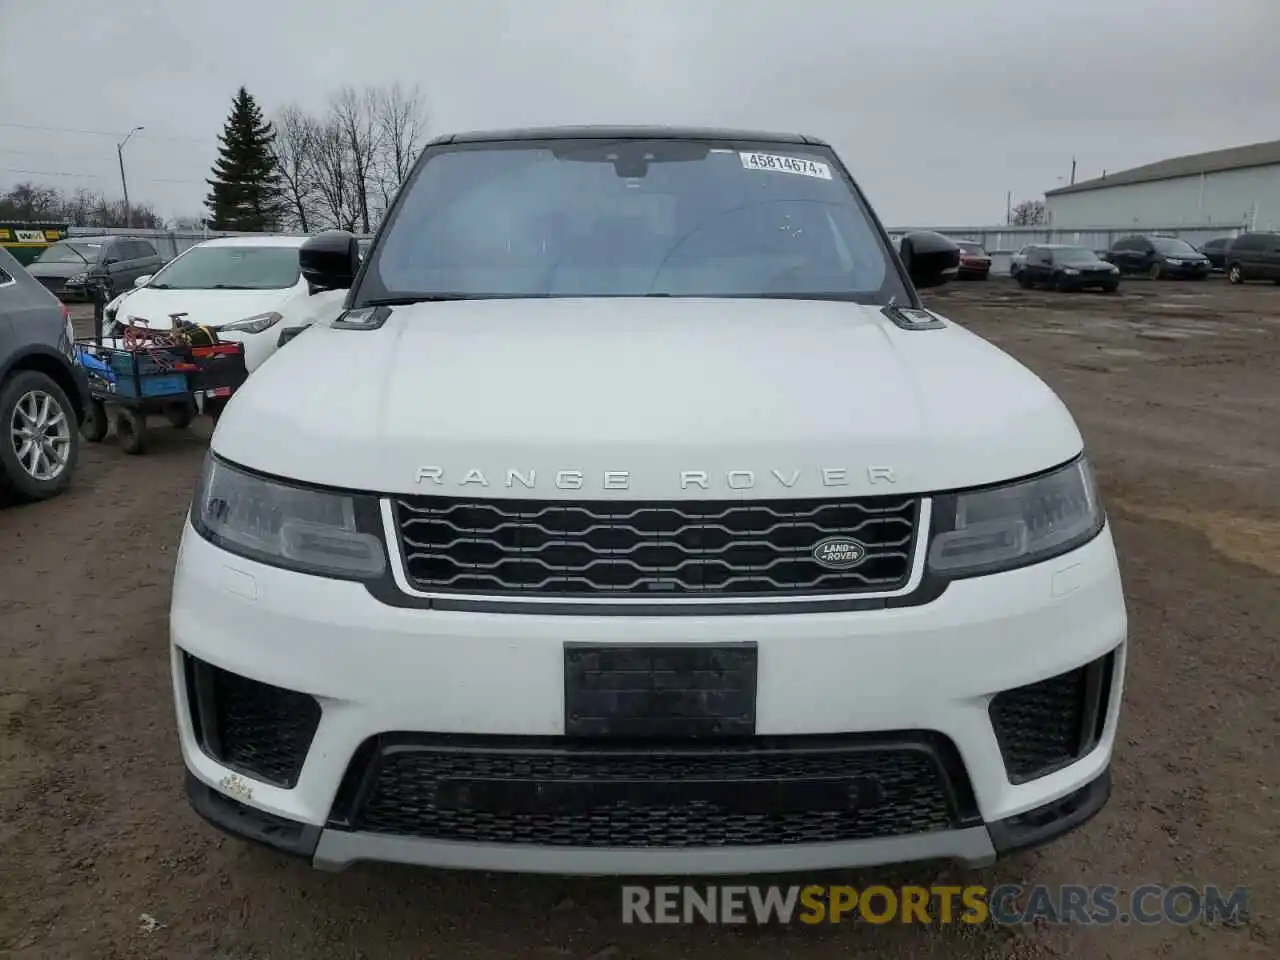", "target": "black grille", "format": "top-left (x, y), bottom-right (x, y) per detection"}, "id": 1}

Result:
top-left (184, 655), bottom-right (322, 789)
top-left (989, 652), bottom-right (1116, 784)
top-left (394, 494), bottom-right (919, 597)
top-left (331, 735), bottom-right (975, 848)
